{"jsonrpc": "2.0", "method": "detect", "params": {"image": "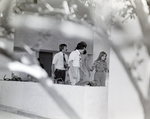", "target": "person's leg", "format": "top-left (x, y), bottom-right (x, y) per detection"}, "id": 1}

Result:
top-left (100, 79), bottom-right (105, 86)
top-left (54, 69), bottom-right (59, 79)
top-left (55, 70), bottom-right (66, 82)
top-left (80, 69), bottom-right (84, 81)
top-left (61, 70), bottom-right (66, 82)
top-left (94, 72), bottom-right (101, 86)
top-left (54, 69), bottom-right (63, 80)
top-left (82, 65), bottom-right (90, 81)
top-left (76, 67), bottom-right (80, 83)
top-left (68, 69), bottom-right (76, 85)
top-left (100, 73), bottom-right (106, 86)
top-left (69, 67), bottom-right (80, 85)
